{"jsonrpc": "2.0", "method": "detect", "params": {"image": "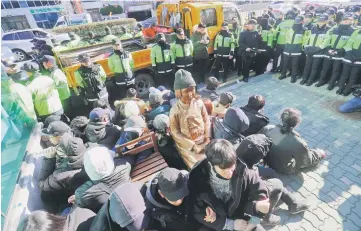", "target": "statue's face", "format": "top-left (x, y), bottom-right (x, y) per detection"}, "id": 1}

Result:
top-left (180, 87), bottom-right (195, 104)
